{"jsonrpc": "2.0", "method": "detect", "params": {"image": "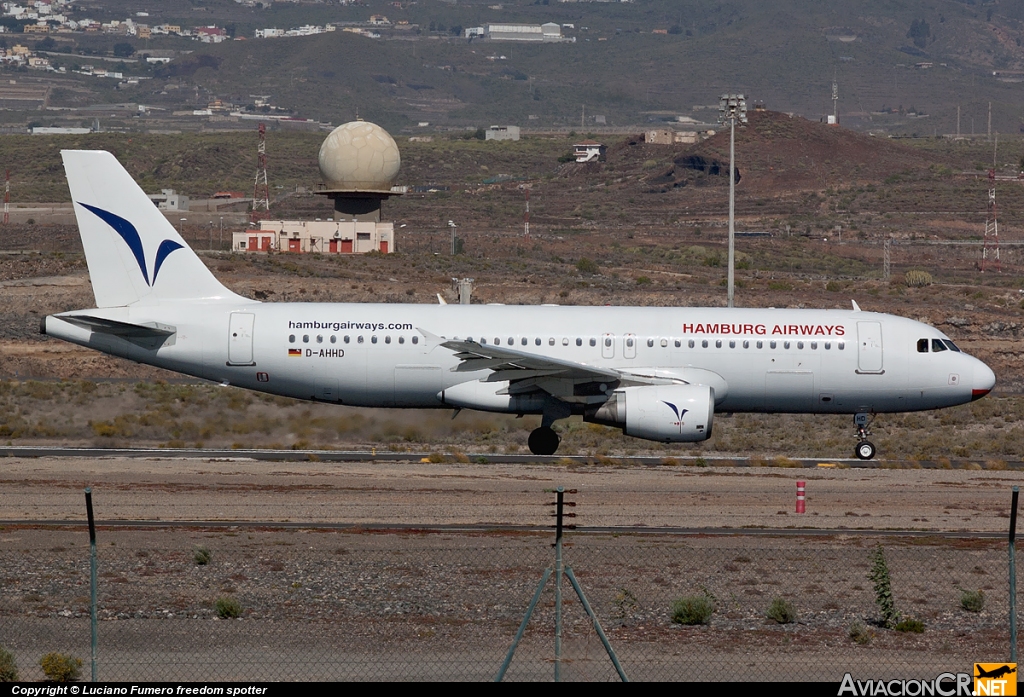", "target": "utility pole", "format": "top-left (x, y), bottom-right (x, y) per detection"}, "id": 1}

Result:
top-left (956, 105), bottom-right (961, 138)
top-left (3, 170), bottom-right (9, 225)
top-left (988, 101), bottom-right (992, 142)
